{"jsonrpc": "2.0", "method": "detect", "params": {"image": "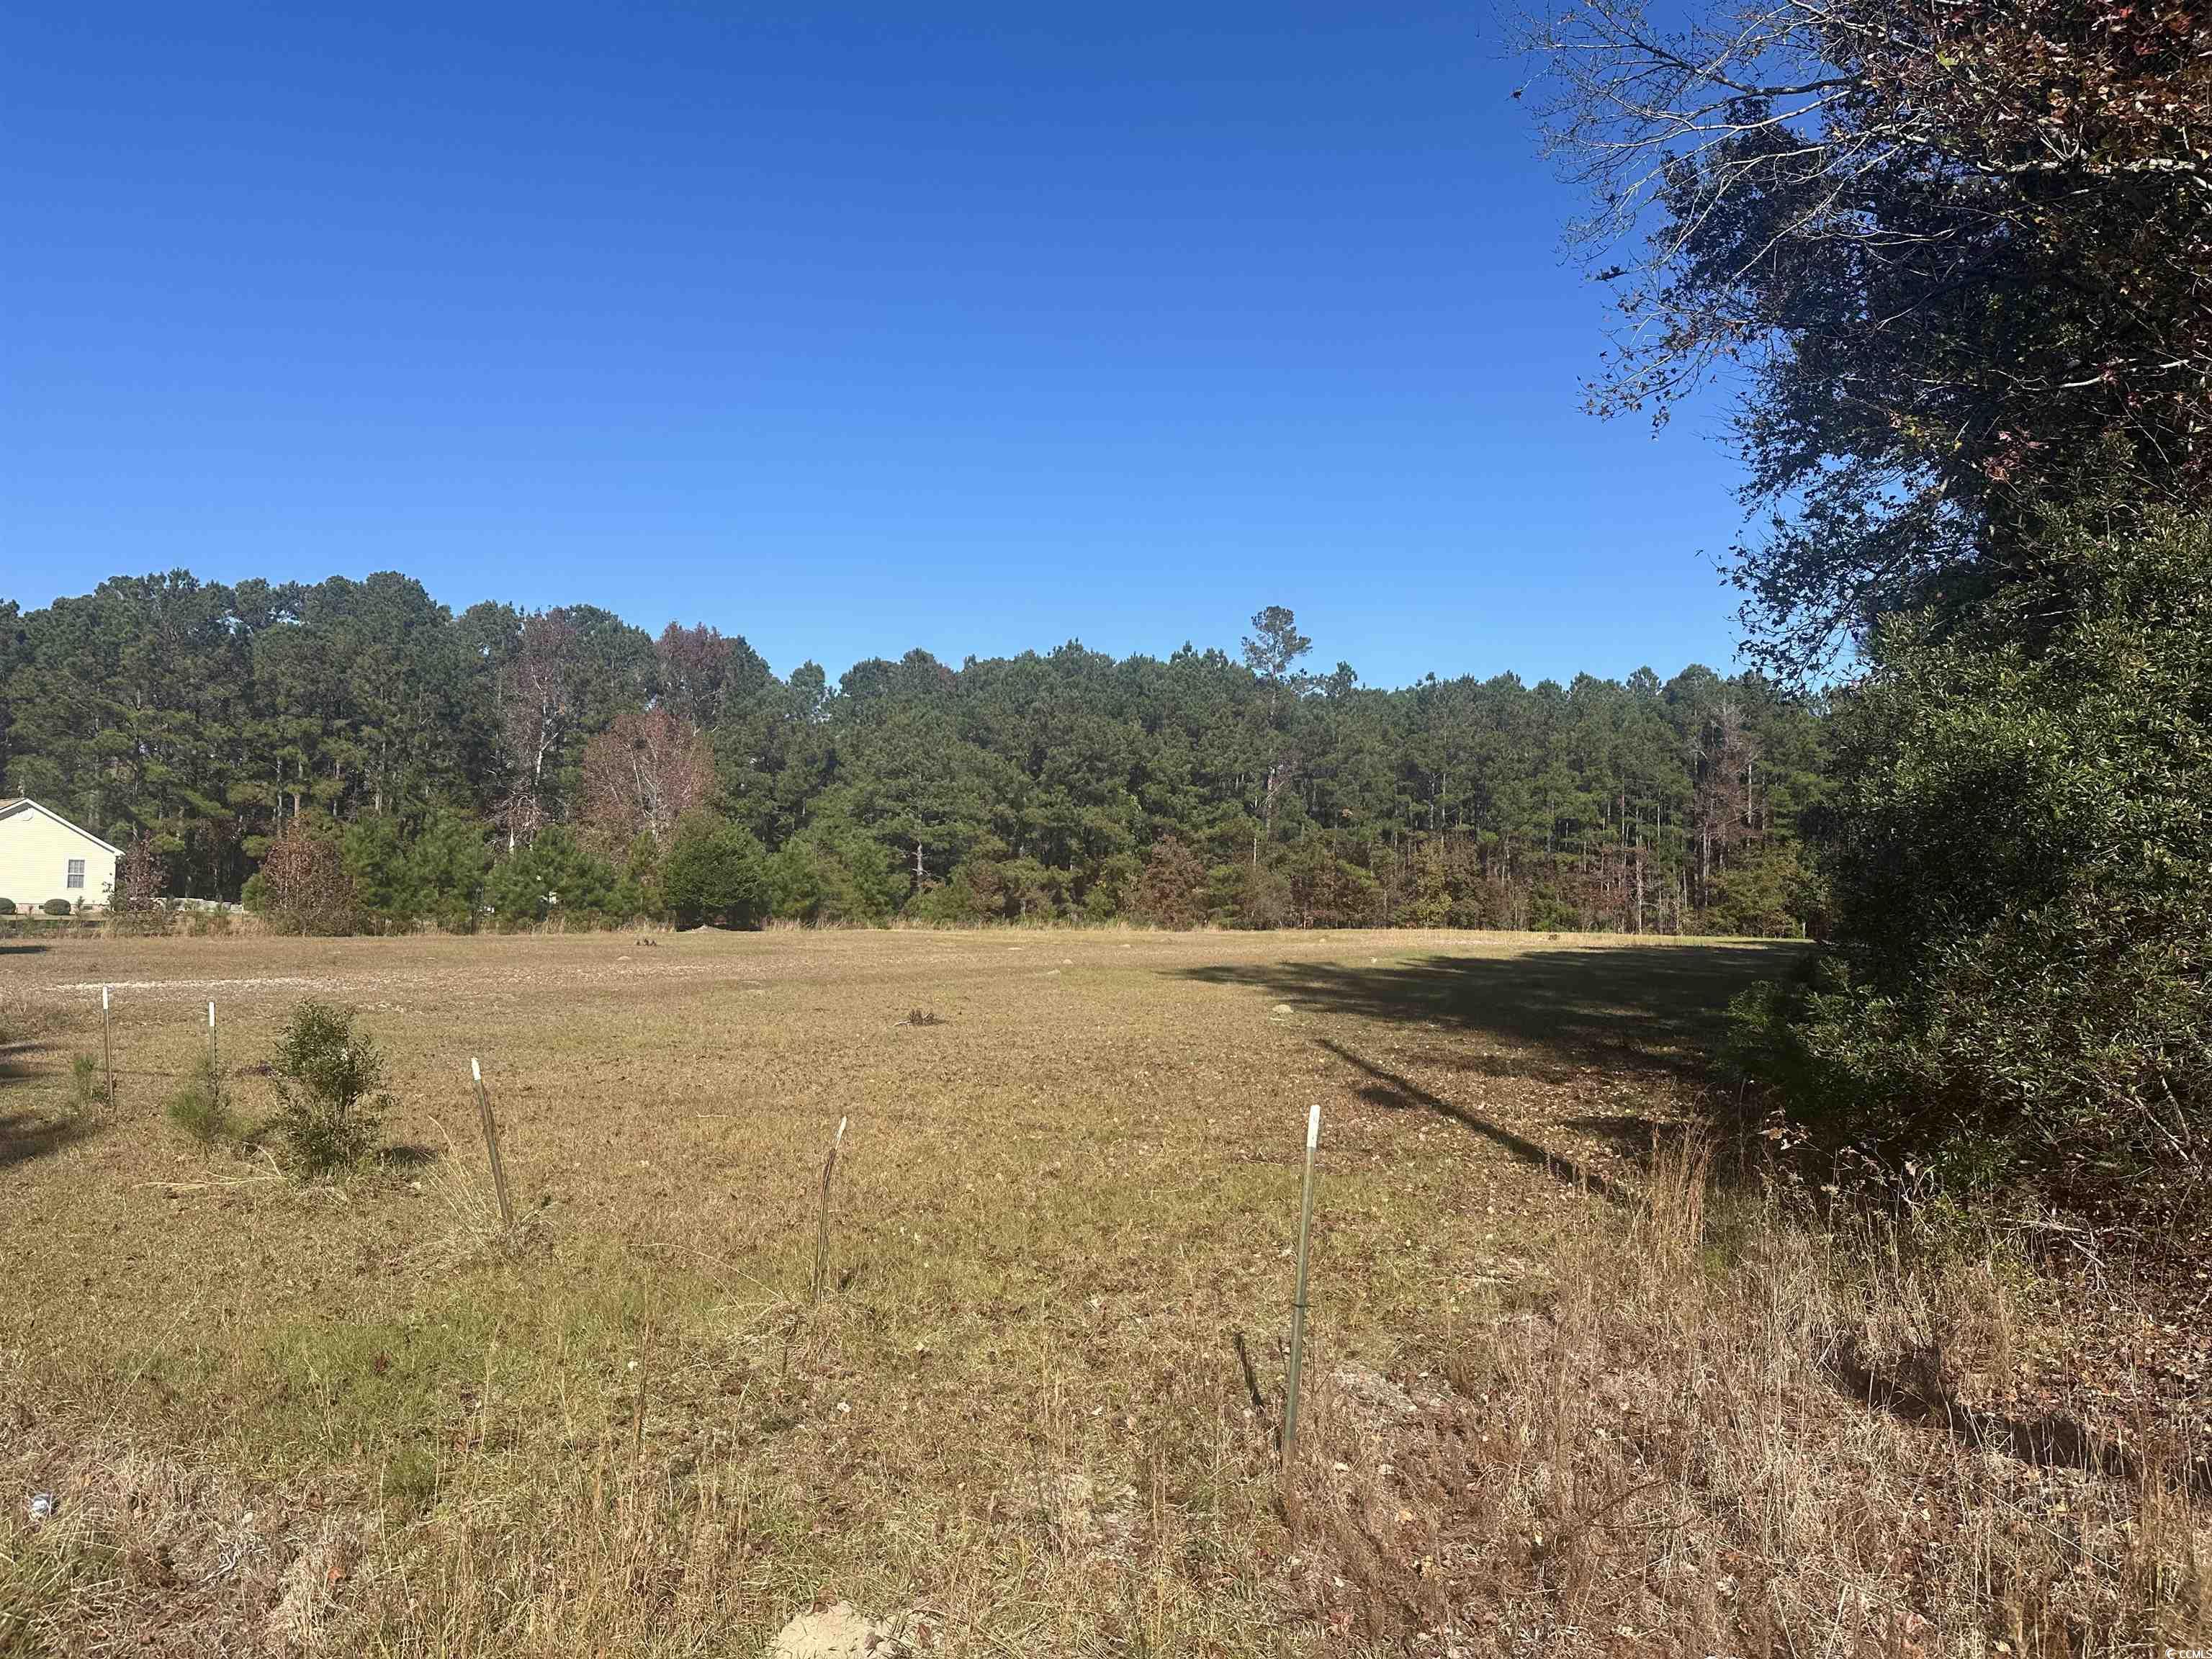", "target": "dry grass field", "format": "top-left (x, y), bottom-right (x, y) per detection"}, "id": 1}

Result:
top-left (0, 928), bottom-right (2202, 1656)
